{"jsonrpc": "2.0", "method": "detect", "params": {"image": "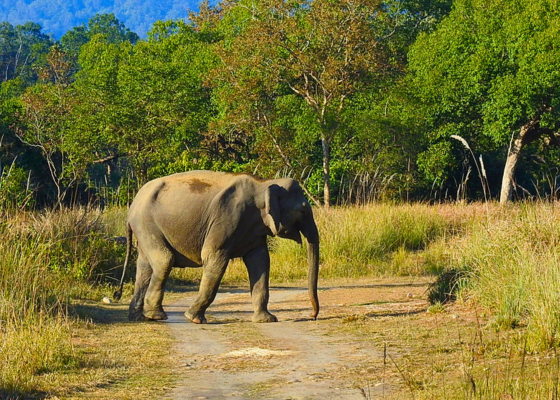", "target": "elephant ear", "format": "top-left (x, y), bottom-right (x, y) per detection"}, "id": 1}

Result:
top-left (264, 184), bottom-right (282, 235)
